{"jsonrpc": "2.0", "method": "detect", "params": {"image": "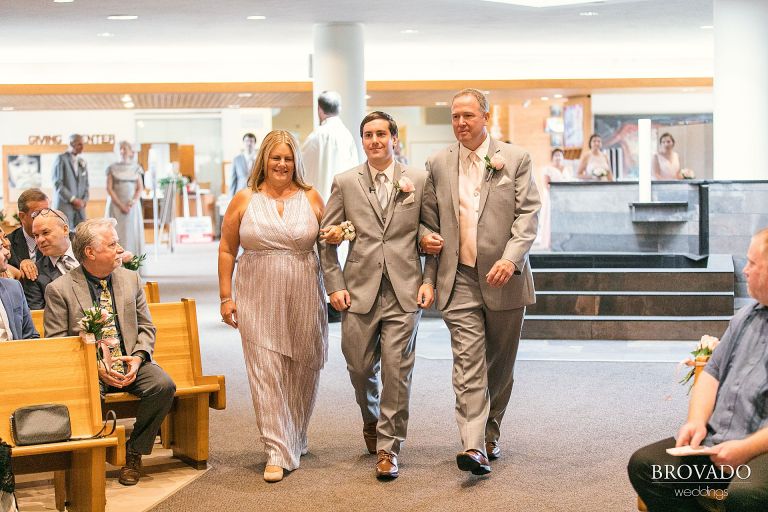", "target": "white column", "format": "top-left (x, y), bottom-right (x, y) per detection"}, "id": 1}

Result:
top-left (713, 0), bottom-right (768, 180)
top-left (311, 23), bottom-right (365, 160)
top-left (637, 119), bottom-right (652, 202)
